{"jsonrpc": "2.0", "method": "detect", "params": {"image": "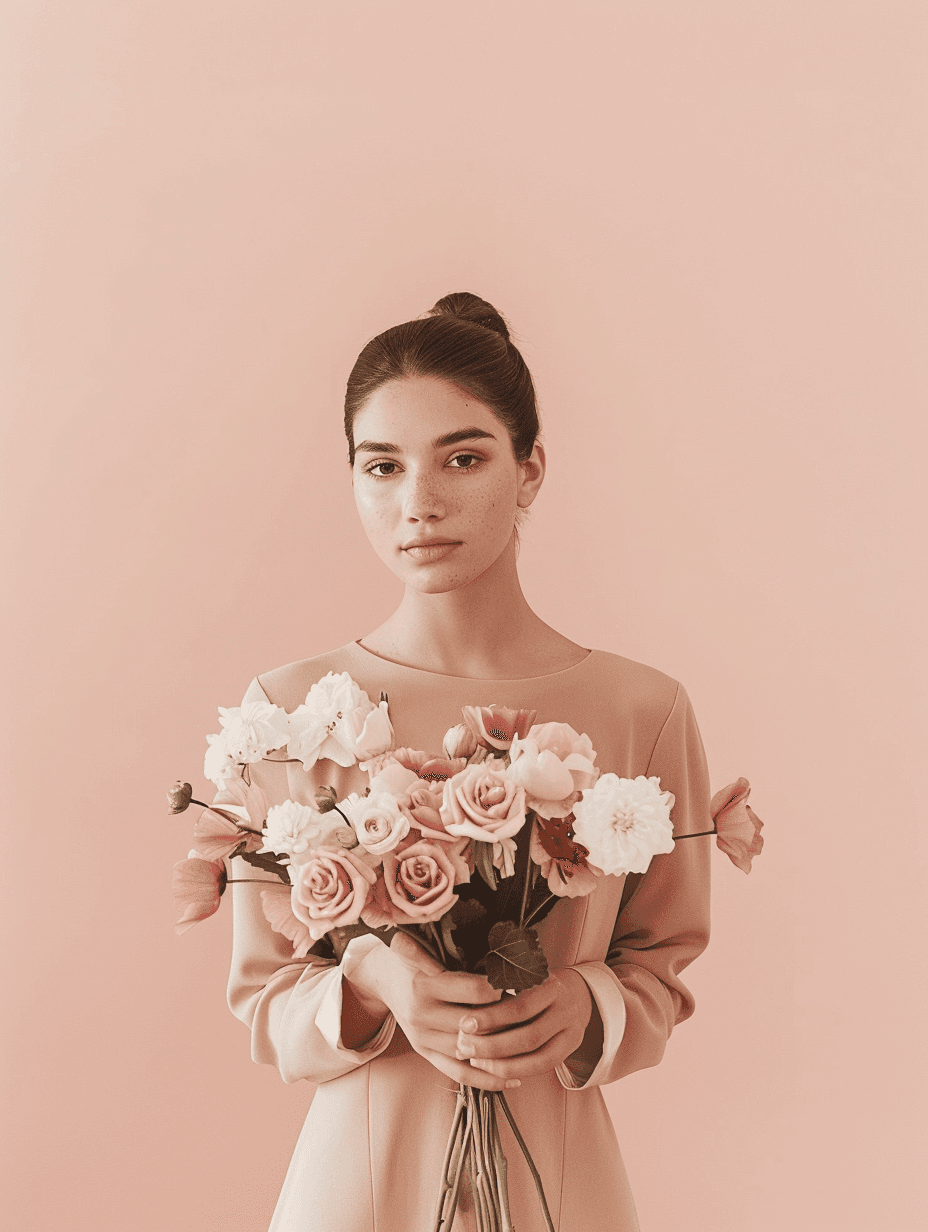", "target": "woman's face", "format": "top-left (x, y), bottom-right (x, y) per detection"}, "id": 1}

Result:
top-left (351, 375), bottom-right (544, 594)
